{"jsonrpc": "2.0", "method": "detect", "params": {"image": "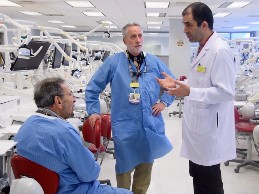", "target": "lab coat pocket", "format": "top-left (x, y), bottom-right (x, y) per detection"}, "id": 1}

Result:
top-left (112, 114), bottom-right (138, 143)
top-left (189, 107), bottom-right (210, 134)
top-left (146, 115), bottom-right (164, 135)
